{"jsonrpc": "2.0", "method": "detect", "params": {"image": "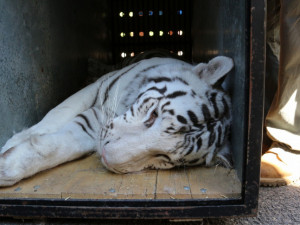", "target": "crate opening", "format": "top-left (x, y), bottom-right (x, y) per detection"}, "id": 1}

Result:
top-left (0, 0), bottom-right (248, 201)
